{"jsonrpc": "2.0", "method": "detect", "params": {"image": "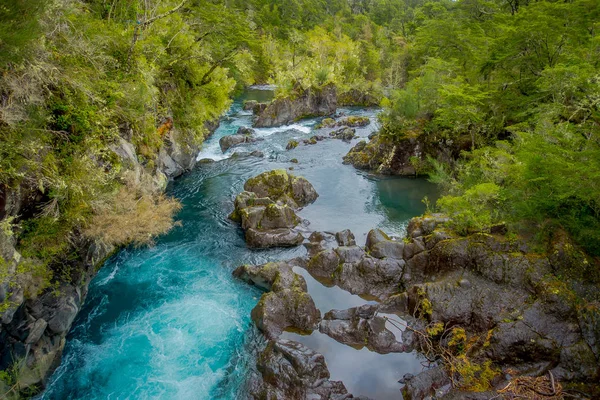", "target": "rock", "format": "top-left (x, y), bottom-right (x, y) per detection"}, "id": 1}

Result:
top-left (234, 261), bottom-right (320, 338)
top-left (338, 89), bottom-right (382, 107)
top-left (304, 232), bottom-right (336, 257)
top-left (243, 169), bottom-right (318, 208)
top-left (239, 204), bottom-right (299, 230)
top-left (336, 116), bottom-right (371, 127)
top-left (365, 229), bottom-right (391, 249)
top-left (335, 230), bottom-right (356, 247)
top-left (243, 100), bottom-right (258, 111)
top-left (365, 229), bottom-right (404, 259)
top-left (317, 117), bottom-right (336, 129)
top-left (319, 305), bottom-right (406, 354)
top-left (306, 250), bottom-right (341, 280)
top-left (157, 147), bottom-right (184, 178)
top-left (250, 339), bottom-right (350, 399)
top-left (334, 246), bottom-right (366, 264)
top-left (401, 367), bottom-right (450, 400)
top-left (219, 127), bottom-right (258, 152)
top-left (24, 319), bottom-right (47, 345)
top-left (286, 140), bottom-right (299, 150)
top-left (578, 304), bottom-right (600, 359)
top-left (343, 134), bottom-right (455, 176)
top-left (253, 84), bottom-right (337, 128)
top-left (290, 158), bottom-right (299, 164)
top-left (231, 171), bottom-right (318, 248)
top-left (330, 127), bottom-right (356, 142)
top-left (246, 228), bottom-right (304, 248)
top-left (46, 290), bottom-right (80, 335)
